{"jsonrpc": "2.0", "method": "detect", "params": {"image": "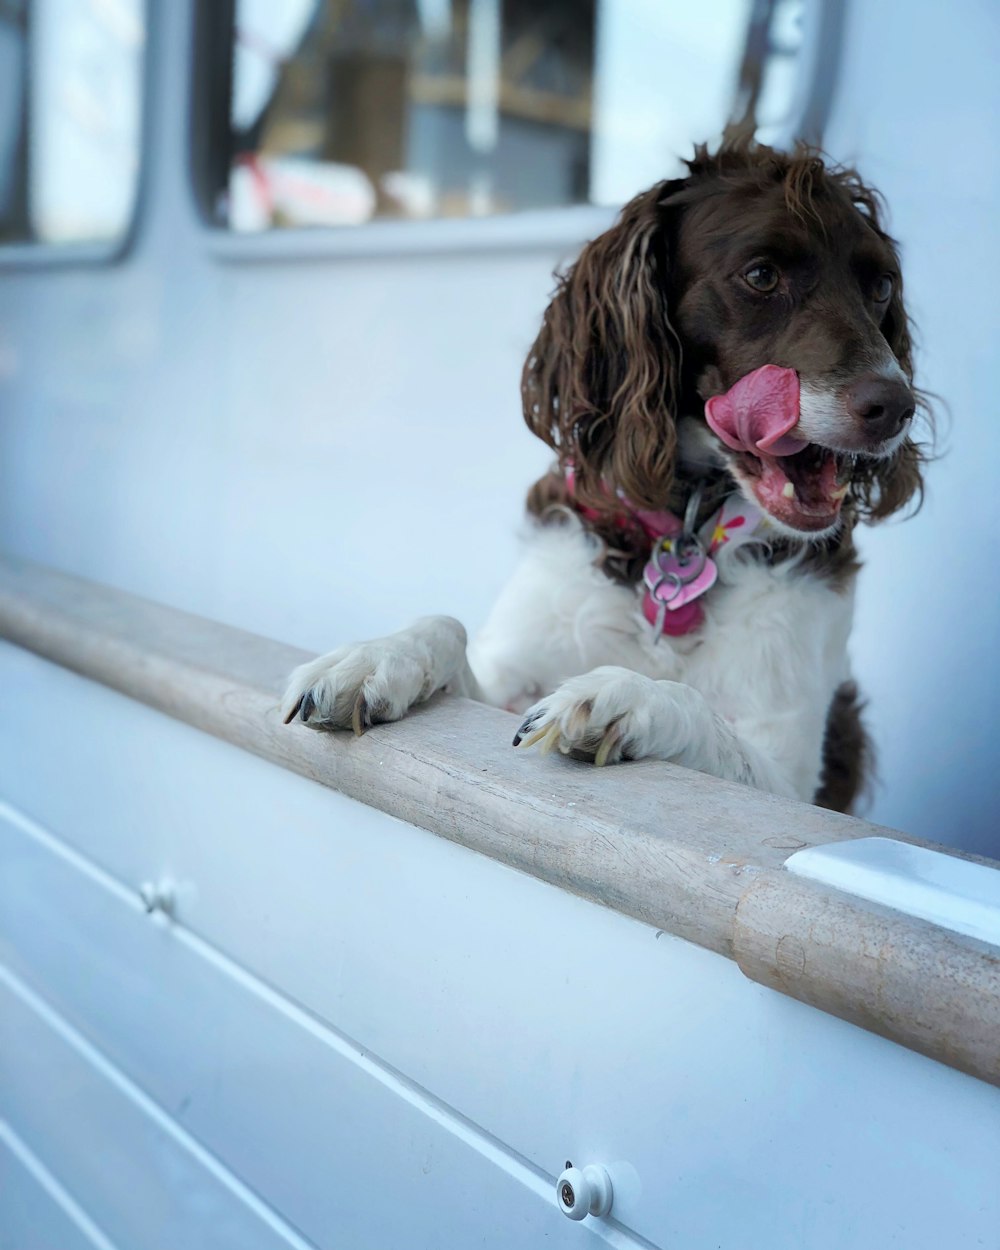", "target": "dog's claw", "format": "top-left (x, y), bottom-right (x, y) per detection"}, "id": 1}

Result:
top-left (299, 691), bottom-right (316, 723)
top-left (594, 731), bottom-right (617, 767)
top-left (514, 696), bottom-right (630, 765)
top-left (351, 692), bottom-right (369, 737)
top-left (283, 696), bottom-right (304, 725)
top-left (517, 721), bottom-right (553, 750)
top-left (513, 710), bottom-right (543, 746)
top-left (594, 718), bottom-right (625, 767)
